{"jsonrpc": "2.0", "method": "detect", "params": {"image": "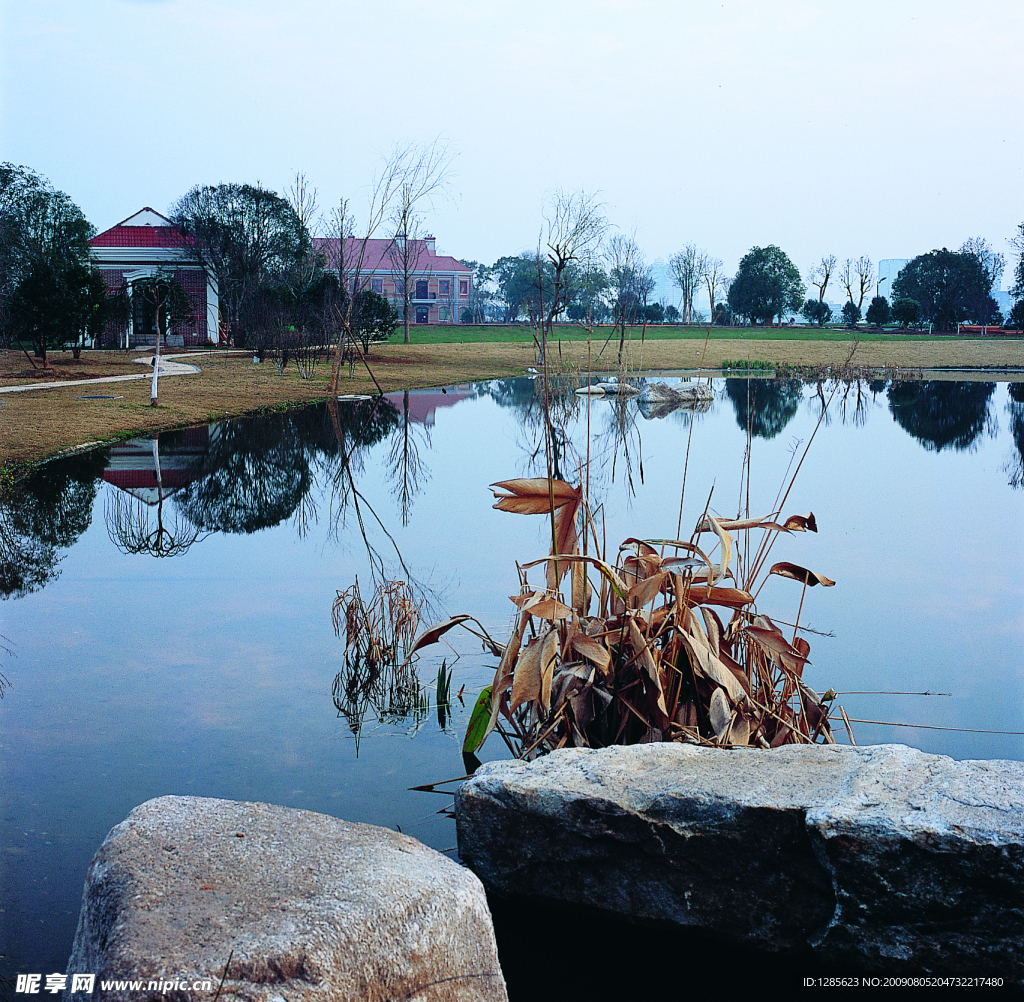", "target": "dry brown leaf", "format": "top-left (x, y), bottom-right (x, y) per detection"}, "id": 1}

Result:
top-left (510, 592), bottom-right (574, 621)
top-left (782, 512), bottom-right (818, 533)
top-left (709, 687), bottom-right (732, 740)
top-left (491, 477), bottom-right (580, 500)
top-left (571, 556), bottom-right (587, 614)
top-left (705, 515), bottom-right (733, 582)
top-left (700, 606), bottom-right (722, 658)
top-left (407, 615), bottom-right (474, 657)
top-left (570, 633), bottom-right (612, 675)
top-left (744, 624), bottom-right (809, 673)
top-left (701, 514), bottom-right (771, 531)
top-left (491, 612), bottom-right (526, 700)
top-left (729, 712), bottom-right (752, 746)
top-left (681, 615), bottom-right (746, 705)
top-left (627, 570), bottom-right (669, 611)
top-left (627, 616), bottom-right (668, 720)
top-left (547, 498), bottom-right (581, 589)
top-left (510, 636), bottom-right (543, 712)
top-left (685, 585), bottom-right (754, 609)
top-left (491, 478), bottom-right (580, 514)
top-left (769, 562), bottom-right (835, 587)
top-left (619, 537), bottom-right (660, 559)
top-left (521, 553), bottom-right (628, 599)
